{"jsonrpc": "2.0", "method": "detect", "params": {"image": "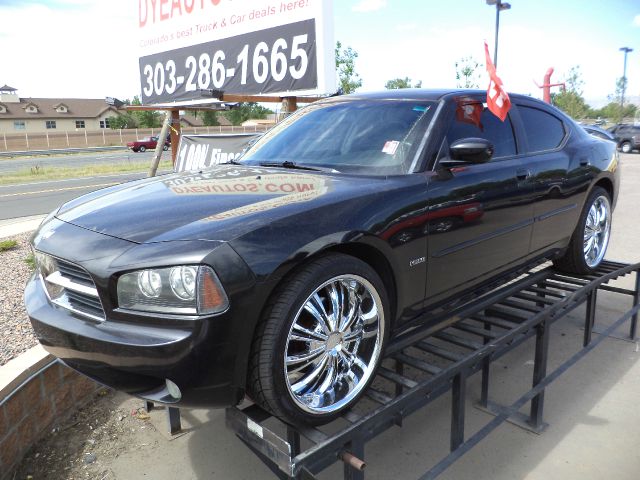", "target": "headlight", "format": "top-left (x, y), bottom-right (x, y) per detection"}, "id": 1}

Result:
top-left (34, 251), bottom-right (64, 299)
top-left (117, 265), bottom-right (229, 315)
